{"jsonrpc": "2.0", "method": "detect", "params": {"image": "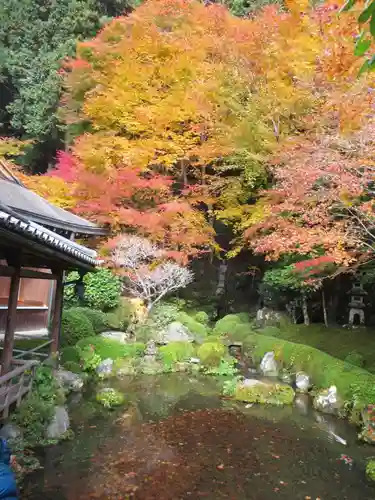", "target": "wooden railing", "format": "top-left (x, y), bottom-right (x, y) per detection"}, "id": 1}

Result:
top-left (0, 359), bottom-right (39, 419)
